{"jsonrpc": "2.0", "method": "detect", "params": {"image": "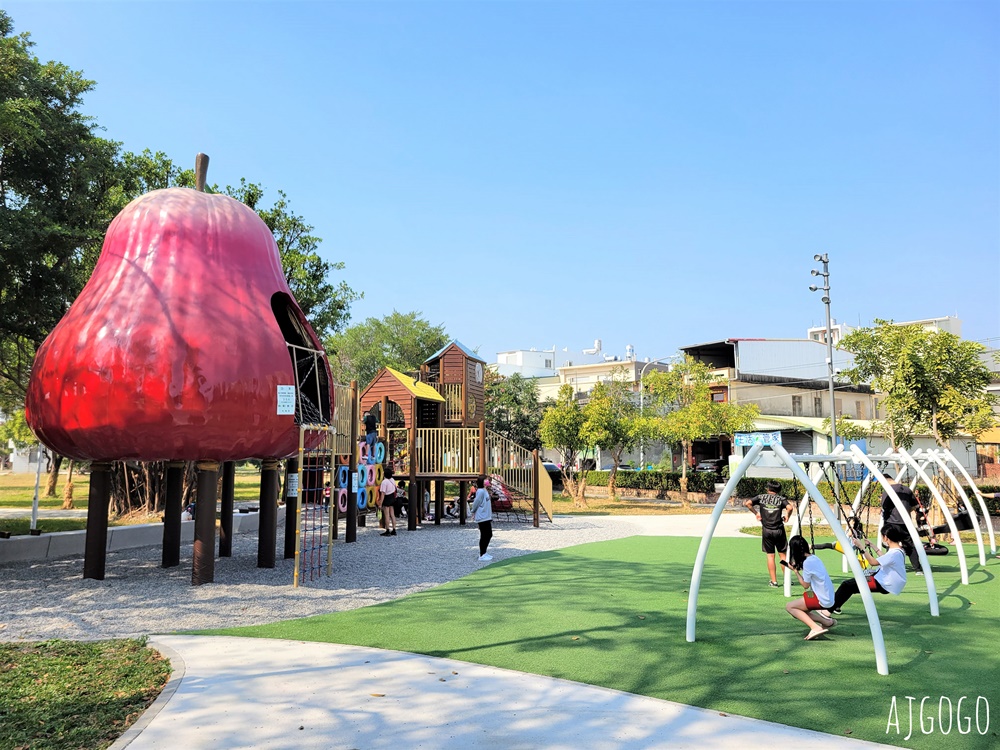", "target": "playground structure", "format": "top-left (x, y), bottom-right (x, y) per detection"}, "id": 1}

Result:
top-left (688, 441), bottom-right (996, 675)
